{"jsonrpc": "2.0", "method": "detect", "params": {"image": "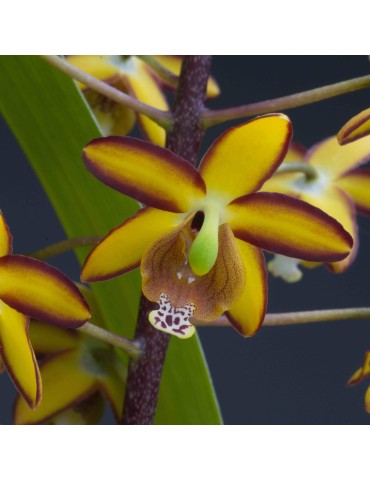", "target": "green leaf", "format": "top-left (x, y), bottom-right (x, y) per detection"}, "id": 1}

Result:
top-left (0, 55), bottom-right (222, 424)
